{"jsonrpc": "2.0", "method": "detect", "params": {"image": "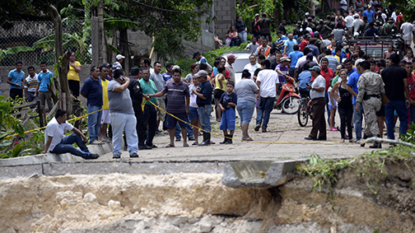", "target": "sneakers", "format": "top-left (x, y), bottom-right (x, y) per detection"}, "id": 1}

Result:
top-left (85, 153), bottom-right (99, 160)
top-left (329, 127), bottom-right (338, 131)
top-left (112, 154), bottom-right (121, 159)
top-left (130, 153), bottom-right (139, 158)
